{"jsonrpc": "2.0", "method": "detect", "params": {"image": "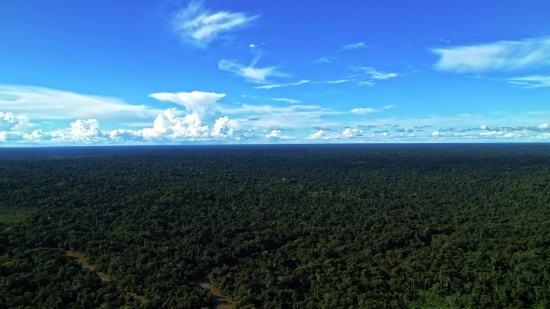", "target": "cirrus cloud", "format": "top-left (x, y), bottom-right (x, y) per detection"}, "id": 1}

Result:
top-left (171, 1), bottom-right (259, 48)
top-left (432, 36), bottom-right (550, 72)
top-left (0, 85), bottom-right (163, 120)
top-left (219, 56), bottom-right (288, 84)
